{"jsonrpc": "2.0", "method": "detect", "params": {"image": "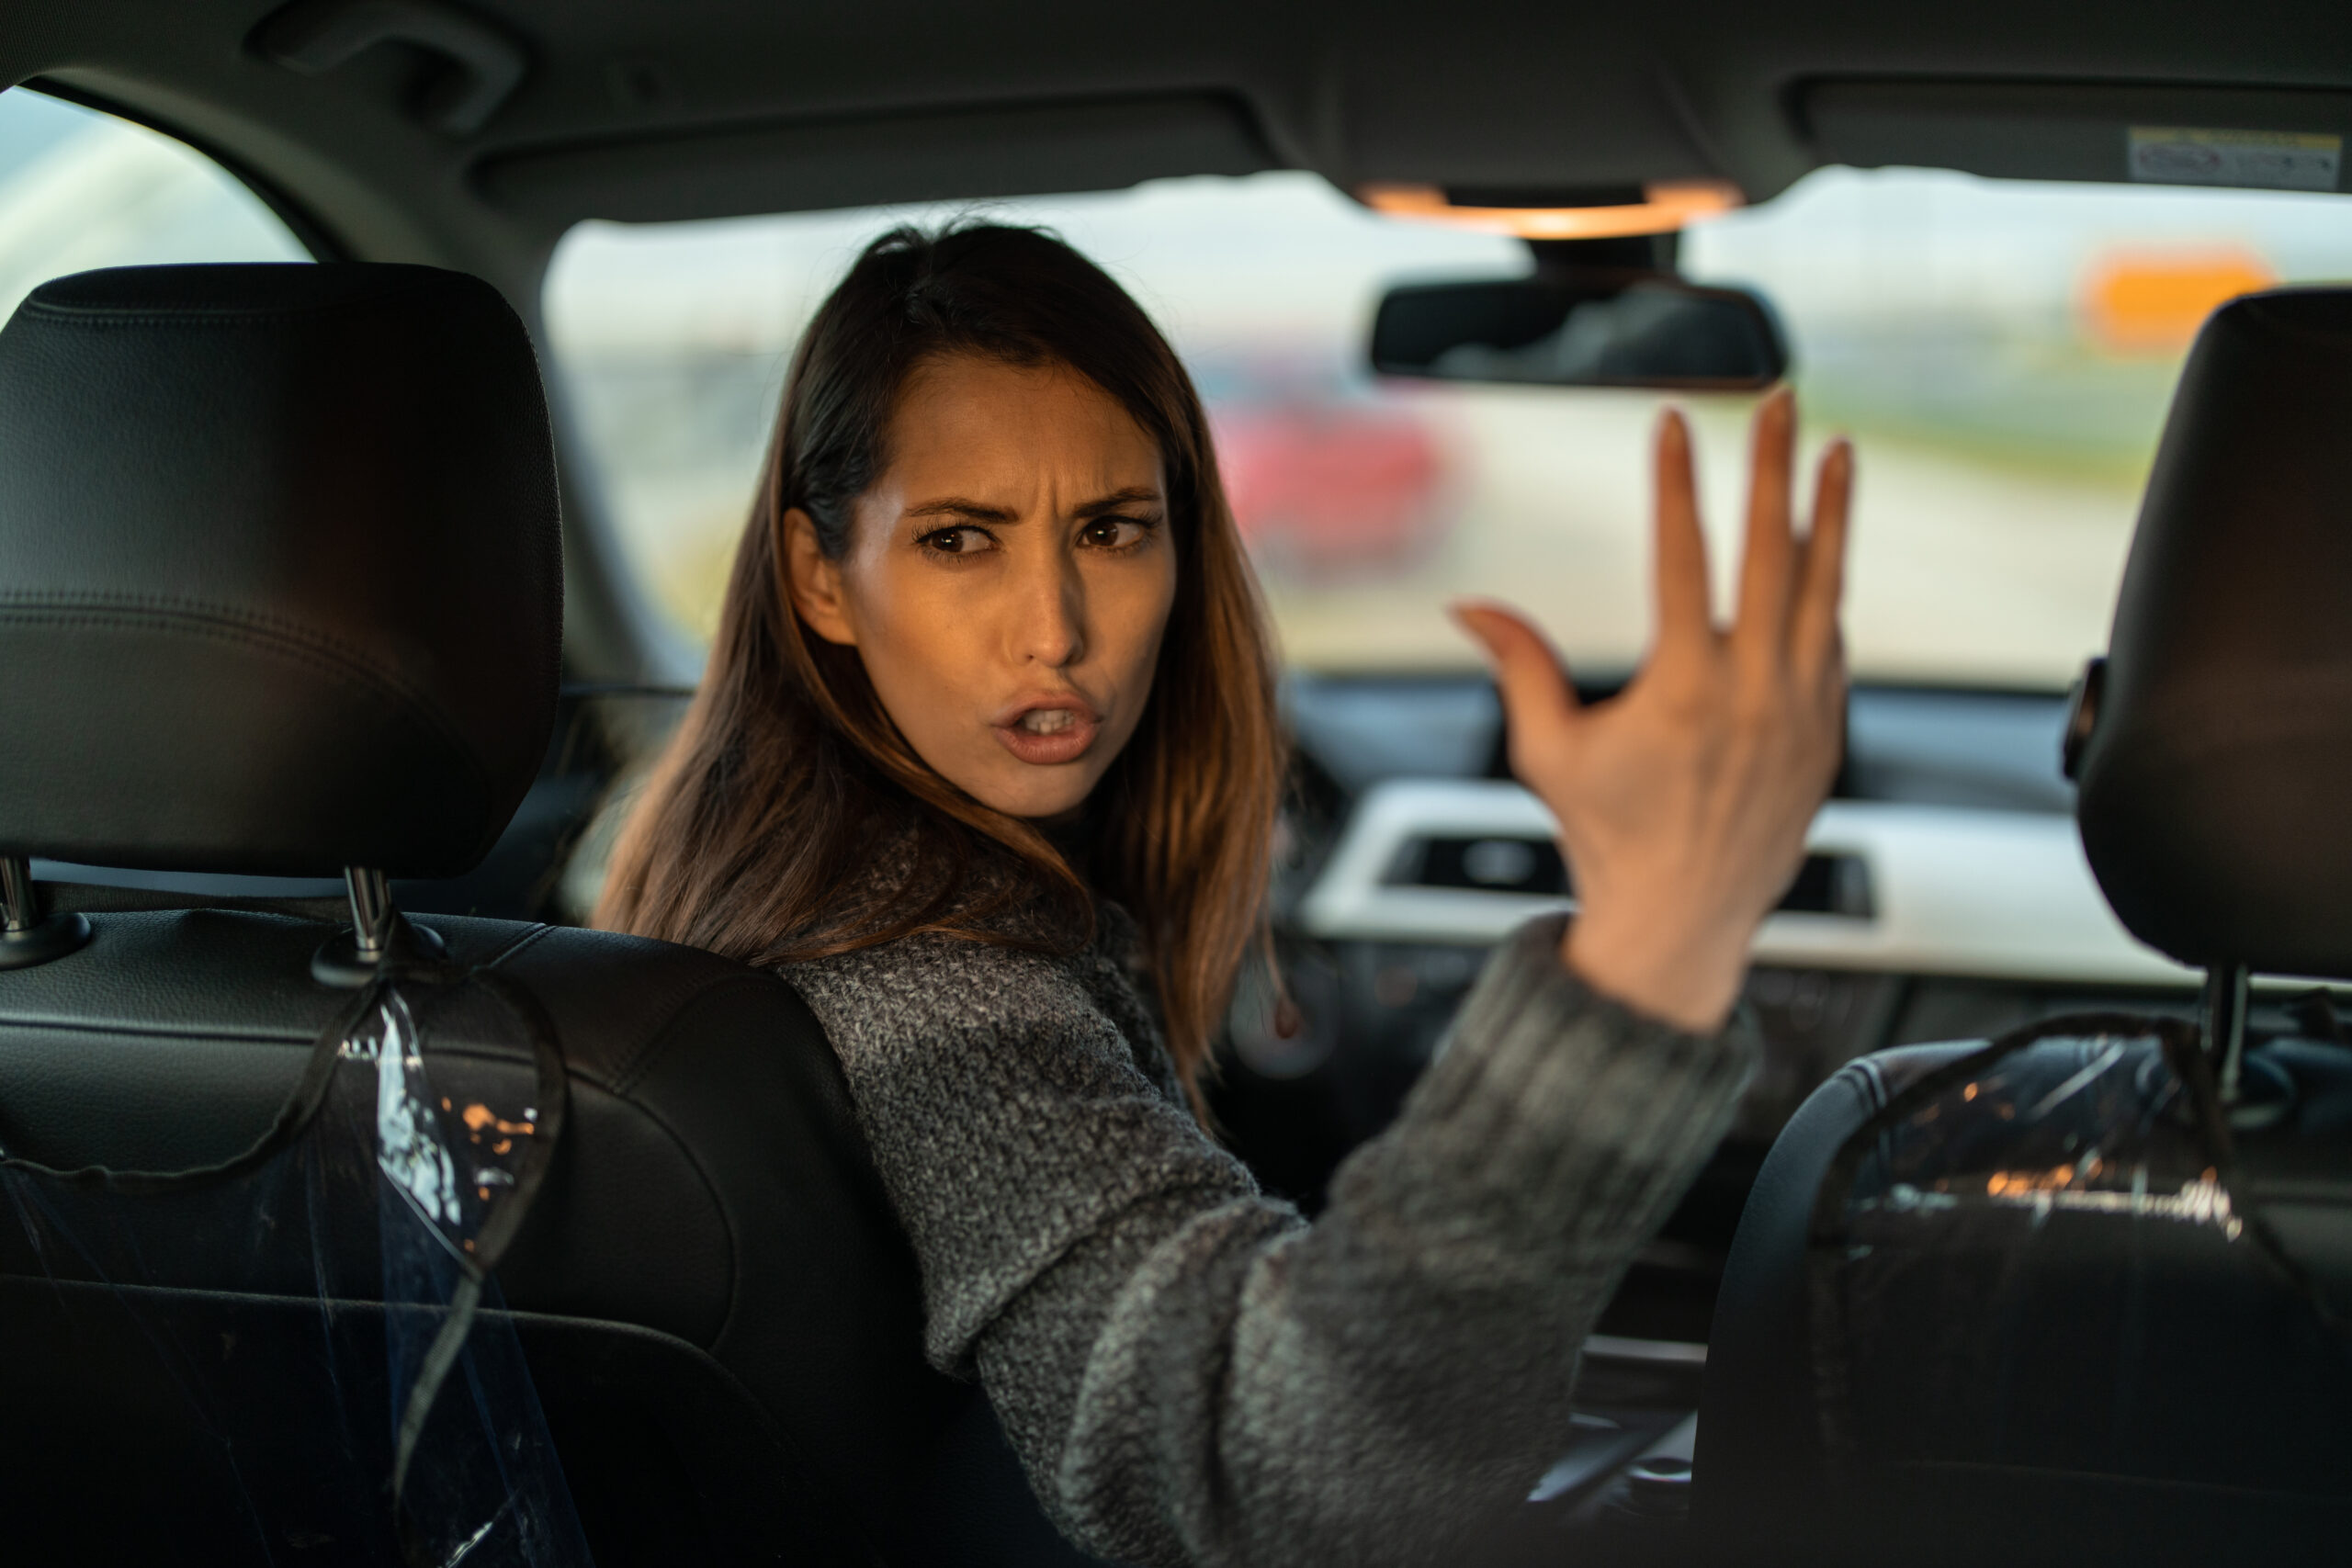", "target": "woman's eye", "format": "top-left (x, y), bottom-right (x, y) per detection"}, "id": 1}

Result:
top-left (920, 526), bottom-right (991, 556)
top-left (1080, 517), bottom-right (1152, 550)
